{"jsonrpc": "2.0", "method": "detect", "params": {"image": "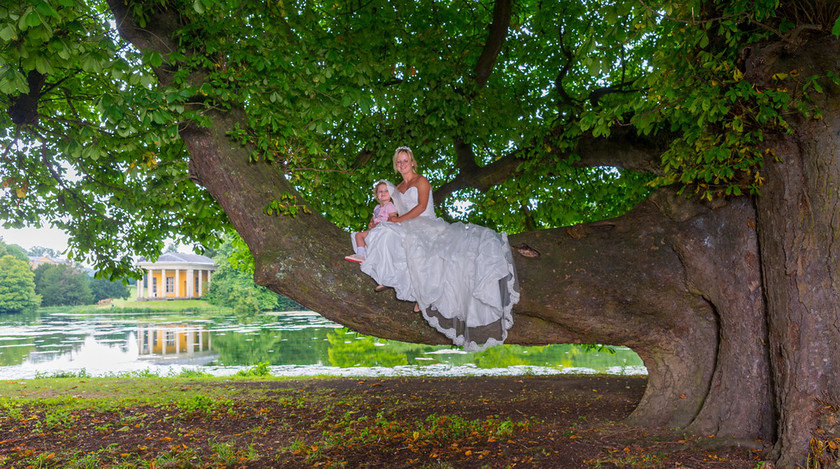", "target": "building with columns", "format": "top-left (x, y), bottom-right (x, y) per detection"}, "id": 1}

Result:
top-left (136, 253), bottom-right (217, 301)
